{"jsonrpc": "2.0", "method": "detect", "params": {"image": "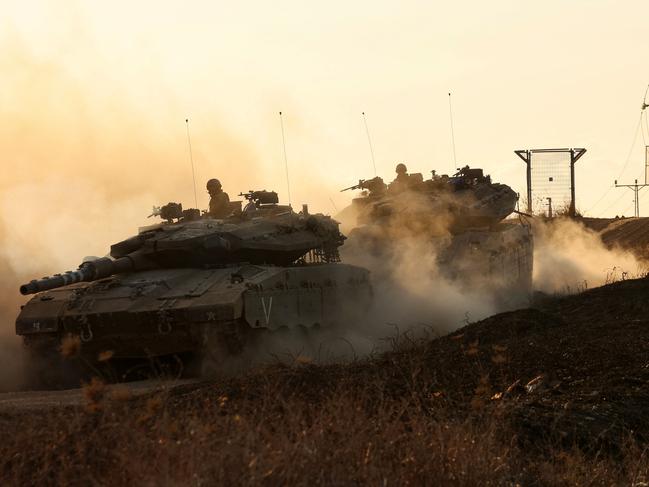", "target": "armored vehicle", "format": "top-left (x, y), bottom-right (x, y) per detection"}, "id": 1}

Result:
top-left (17, 191), bottom-right (372, 387)
top-left (341, 166), bottom-right (533, 298)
